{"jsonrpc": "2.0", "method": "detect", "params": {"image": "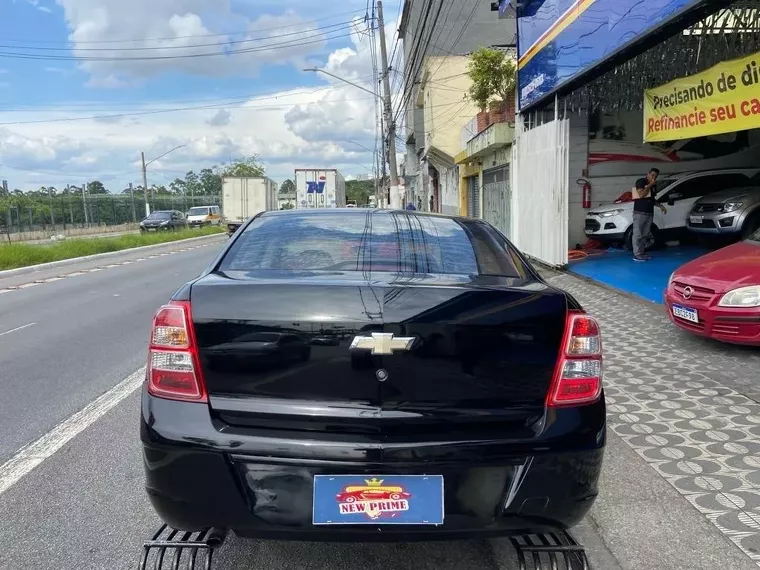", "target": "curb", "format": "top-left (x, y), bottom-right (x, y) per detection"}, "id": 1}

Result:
top-left (0, 233), bottom-right (226, 279)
